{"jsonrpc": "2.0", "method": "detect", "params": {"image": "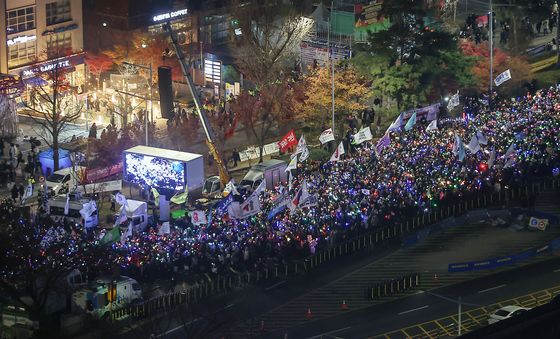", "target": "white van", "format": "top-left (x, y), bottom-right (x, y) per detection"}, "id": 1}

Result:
top-left (240, 159), bottom-right (287, 190)
top-left (45, 166), bottom-right (86, 195)
top-left (48, 192), bottom-right (99, 228)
